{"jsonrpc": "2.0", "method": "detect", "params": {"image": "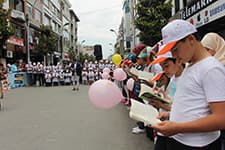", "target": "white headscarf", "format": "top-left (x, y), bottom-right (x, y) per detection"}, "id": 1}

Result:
top-left (201, 32), bottom-right (225, 65)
